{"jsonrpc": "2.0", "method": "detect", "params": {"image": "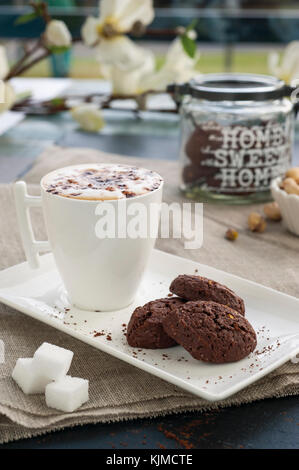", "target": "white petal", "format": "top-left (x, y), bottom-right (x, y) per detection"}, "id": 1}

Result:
top-left (100, 65), bottom-right (139, 94)
top-left (268, 42), bottom-right (299, 83)
top-left (288, 61), bottom-right (299, 87)
top-left (0, 45), bottom-right (9, 80)
top-left (100, 48), bottom-right (154, 95)
top-left (71, 103), bottom-right (105, 132)
top-left (97, 36), bottom-right (155, 71)
top-left (81, 17), bottom-right (99, 46)
top-left (141, 69), bottom-right (174, 92)
top-left (187, 29), bottom-right (197, 40)
top-left (99, 0), bottom-right (154, 32)
top-left (268, 50), bottom-right (280, 76)
top-left (99, 0), bottom-right (126, 22)
top-left (280, 41), bottom-right (299, 75)
top-left (164, 36), bottom-right (199, 70)
top-left (45, 20), bottom-right (72, 48)
top-left (141, 36), bottom-right (199, 92)
top-left (142, 66), bottom-right (199, 92)
top-left (117, 0), bottom-right (154, 31)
